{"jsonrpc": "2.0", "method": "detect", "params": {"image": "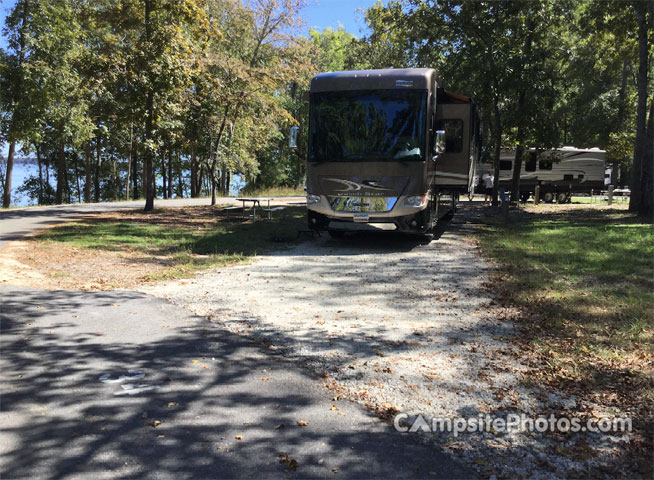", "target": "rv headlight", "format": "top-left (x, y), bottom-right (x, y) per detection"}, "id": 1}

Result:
top-left (306, 194), bottom-right (321, 205)
top-left (404, 195), bottom-right (426, 207)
